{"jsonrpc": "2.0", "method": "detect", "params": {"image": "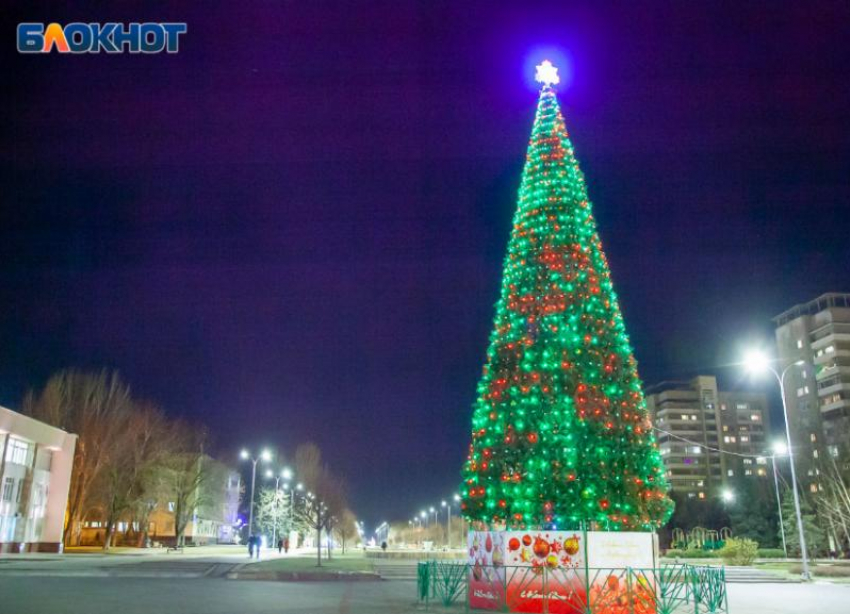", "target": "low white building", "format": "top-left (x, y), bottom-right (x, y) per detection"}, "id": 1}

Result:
top-left (0, 406), bottom-right (77, 552)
